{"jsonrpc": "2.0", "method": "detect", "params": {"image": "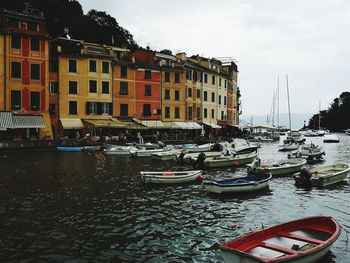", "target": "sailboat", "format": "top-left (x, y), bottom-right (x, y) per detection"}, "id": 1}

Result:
top-left (278, 75), bottom-right (300, 151)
